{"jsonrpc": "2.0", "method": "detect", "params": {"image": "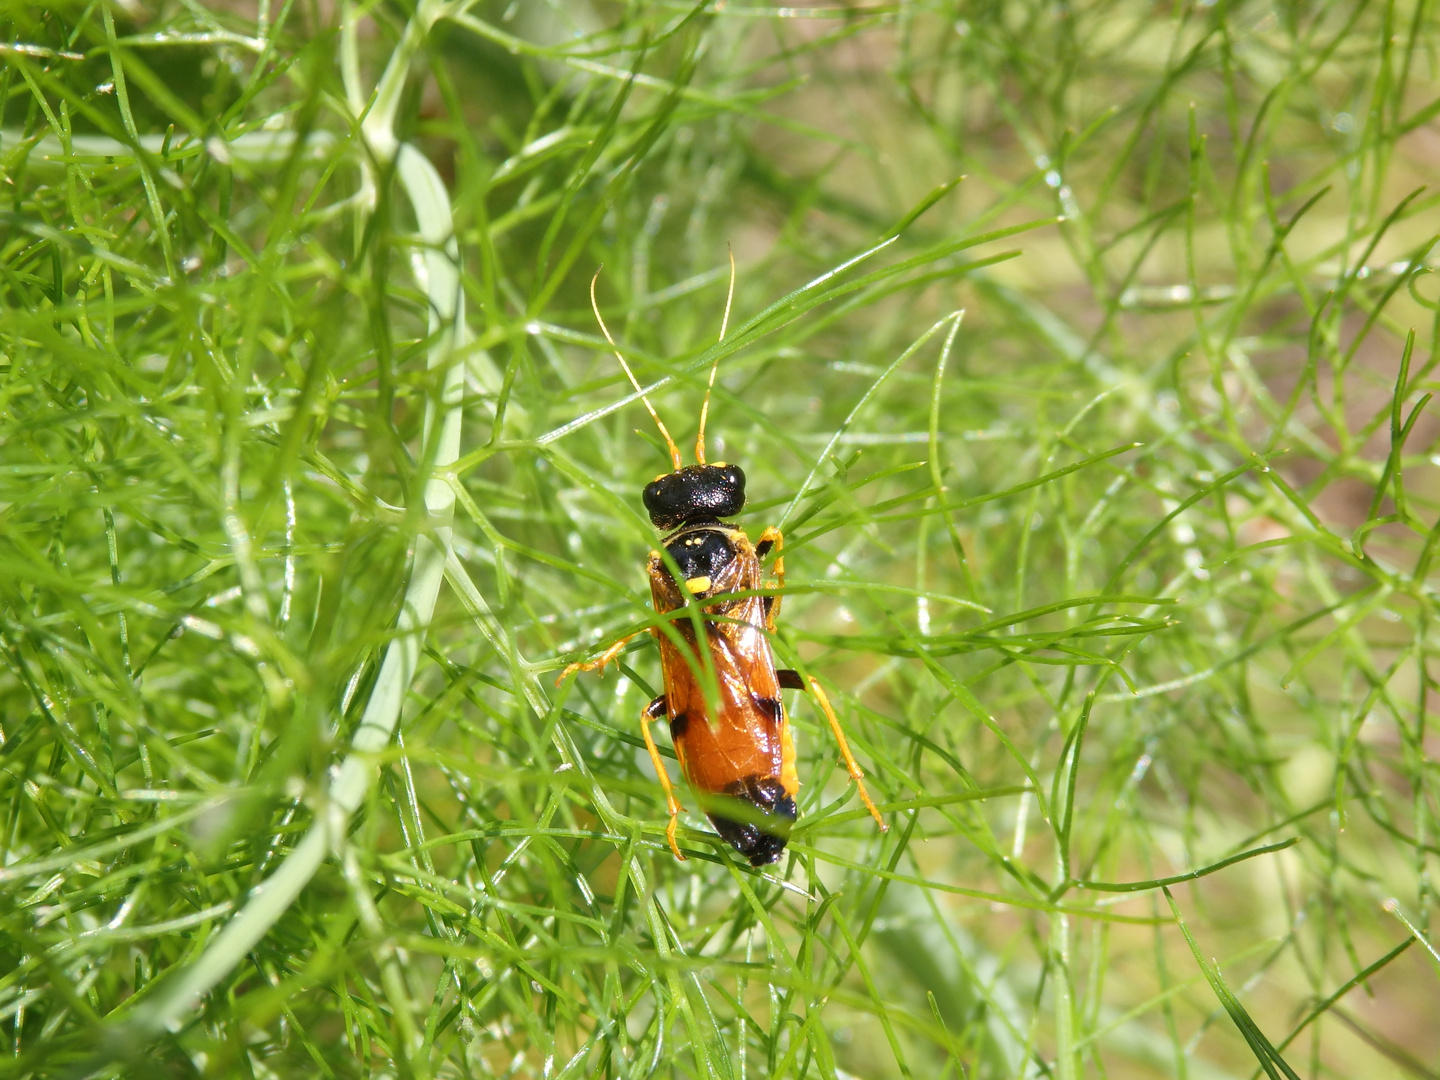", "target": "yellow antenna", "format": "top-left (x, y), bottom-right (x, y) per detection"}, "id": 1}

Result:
top-left (591, 267), bottom-right (682, 472)
top-left (695, 244), bottom-right (735, 466)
